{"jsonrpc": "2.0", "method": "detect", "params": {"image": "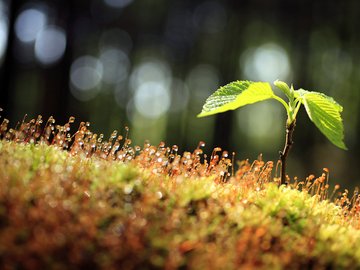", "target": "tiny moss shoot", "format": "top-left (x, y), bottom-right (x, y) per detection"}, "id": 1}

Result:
top-left (198, 80), bottom-right (347, 185)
